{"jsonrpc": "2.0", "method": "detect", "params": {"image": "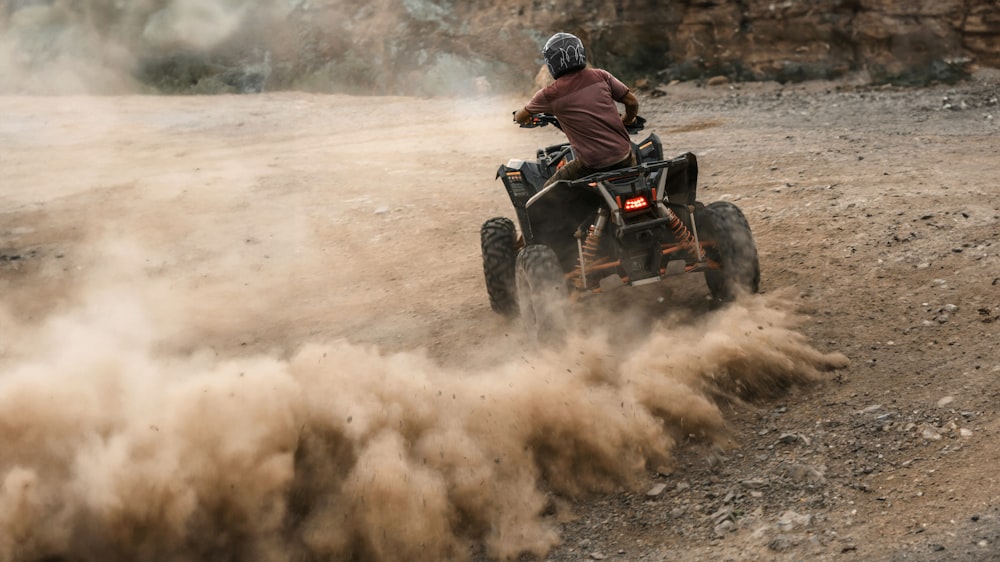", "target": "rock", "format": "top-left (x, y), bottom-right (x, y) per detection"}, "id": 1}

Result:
top-left (589, 552), bottom-right (606, 560)
top-left (675, 481), bottom-right (691, 492)
top-left (714, 520), bottom-right (737, 536)
top-left (778, 432), bottom-right (799, 444)
top-left (960, 428), bottom-right (974, 438)
top-left (937, 396), bottom-right (955, 407)
top-left (778, 432), bottom-right (812, 446)
top-left (706, 75), bottom-right (731, 86)
top-left (768, 535), bottom-right (796, 552)
top-left (922, 427), bottom-right (943, 440)
top-left (787, 464), bottom-right (826, 485)
top-left (646, 483), bottom-right (668, 497)
top-left (710, 505), bottom-right (735, 524)
top-left (776, 510), bottom-right (812, 531)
